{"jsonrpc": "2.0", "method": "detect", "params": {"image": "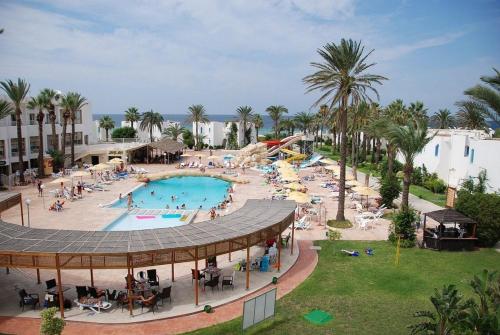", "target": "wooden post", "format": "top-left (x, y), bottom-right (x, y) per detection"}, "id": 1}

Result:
top-left (194, 247), bottom-right (199, 306)
top-left (246, 237), bottom-right (250, 290)
top-left (127, 255), bottom-right (133, 316)
top-left (171, 251), bottom-right (175, 282)
top-left (32, 256), bottom-right (40, 284)
top-left (277, 234), bottom-right (281, 272)
top-left (291, 217), bottom-right (295, 255)
top-left (228, 242), bottom-right (232, 262)
top-left (89, 256), bottom-right (94, 287)
top-left (55, 254), bottom-right (65, 318)
top-left (20, 195), bottom-right (24, 226)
